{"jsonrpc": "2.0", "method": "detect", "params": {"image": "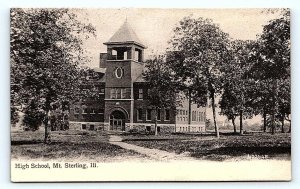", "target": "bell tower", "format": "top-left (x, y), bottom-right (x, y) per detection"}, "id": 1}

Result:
top-left (102, 20), bottom-right (146, 130)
